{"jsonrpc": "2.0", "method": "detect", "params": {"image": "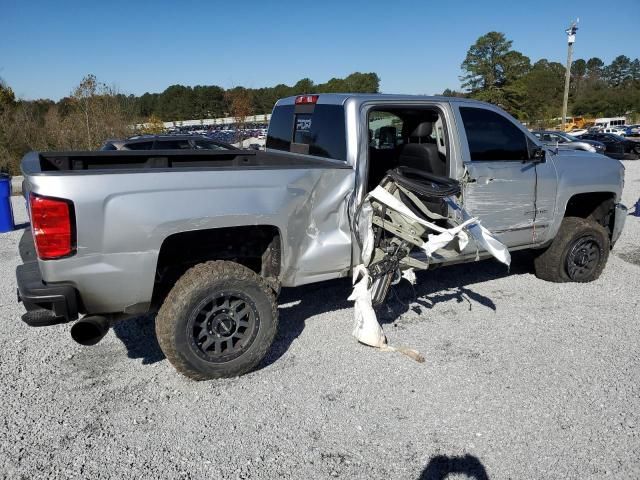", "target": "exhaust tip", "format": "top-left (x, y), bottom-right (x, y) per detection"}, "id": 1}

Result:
top-left (71, 316), bottom-right (110, 346)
